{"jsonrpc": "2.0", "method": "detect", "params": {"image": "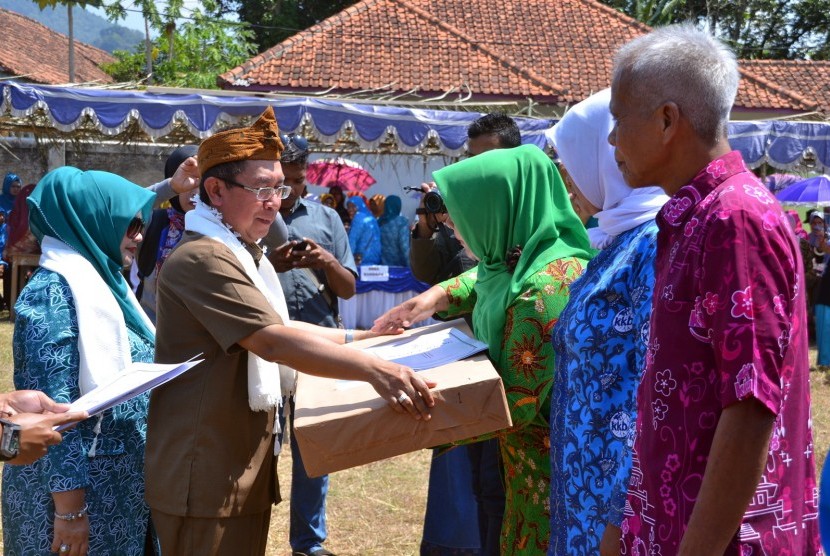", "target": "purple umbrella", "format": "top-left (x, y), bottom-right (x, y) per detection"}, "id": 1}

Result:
top-left (775, 175), bottom-right (830, 206)
top-left (764, 173), bottom-right (802, 193)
